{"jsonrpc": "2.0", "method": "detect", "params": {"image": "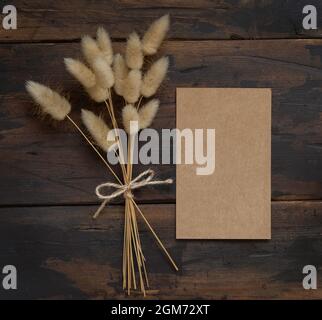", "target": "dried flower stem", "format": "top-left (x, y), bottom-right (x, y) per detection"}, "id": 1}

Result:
top-left (104, 92), bottom-right (127, 179)
top-left (102, 90), bottom-right (177, 294)
top-left (27, 15), bottom-right (176, 297)
top-left (130, 199), bottom-right (149, 286)
top-left (131, 199), bottom-right (179, 271)
top-left (136, 95), bottom-right (143, 110)
top-left (66, 115), bottom-right (122, 184)
top-left (101, 90), bottom-right (148, 295)
top-left (125, 133), bottom-right (148, 295)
